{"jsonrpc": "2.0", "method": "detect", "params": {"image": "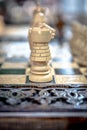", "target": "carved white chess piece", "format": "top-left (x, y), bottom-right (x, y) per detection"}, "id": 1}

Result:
top-left (28, 5), bottom-right (55, 82)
